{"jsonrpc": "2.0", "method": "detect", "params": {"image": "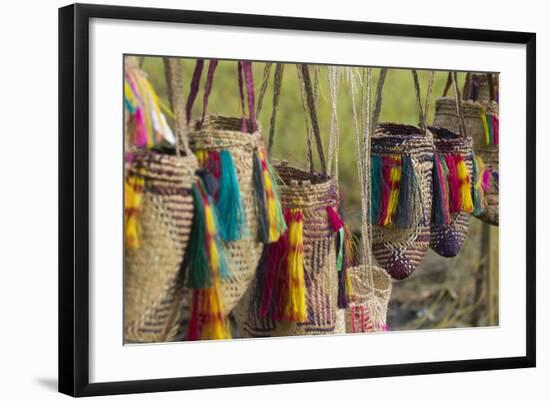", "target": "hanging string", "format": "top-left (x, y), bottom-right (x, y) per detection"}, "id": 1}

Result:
top-left (348, 67), bottom-right (376, 298)
top-left (451, 71), bottom-right (467, 137)
top-left (327, 67), bottom-right (342, 180)
top-left (296, 65), bottom-right (315, 172)
top-left (256, 62), bottom-right (273, 118)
